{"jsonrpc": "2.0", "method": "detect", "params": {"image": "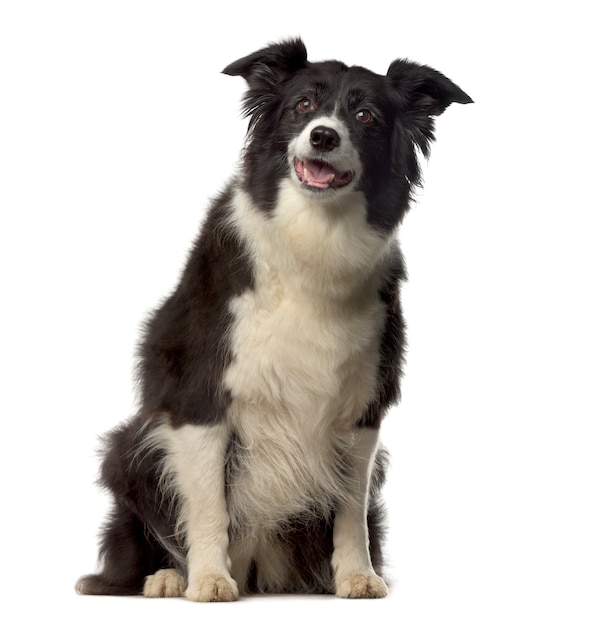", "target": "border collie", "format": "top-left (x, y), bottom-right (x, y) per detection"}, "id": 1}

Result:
top-left (76, 38), bottom-right (471, 601)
